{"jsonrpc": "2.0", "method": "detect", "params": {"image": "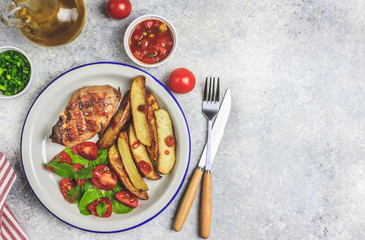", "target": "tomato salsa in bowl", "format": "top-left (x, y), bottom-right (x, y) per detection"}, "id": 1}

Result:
top-left (124, 15), bottom-right (177, 67)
